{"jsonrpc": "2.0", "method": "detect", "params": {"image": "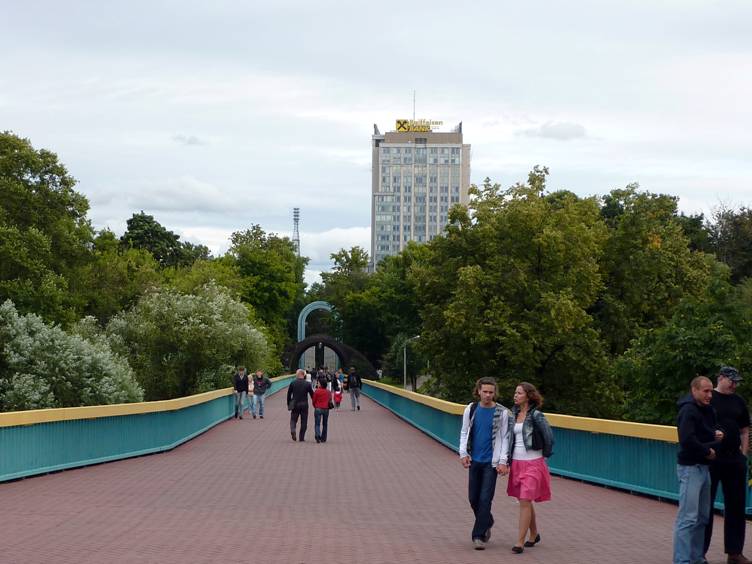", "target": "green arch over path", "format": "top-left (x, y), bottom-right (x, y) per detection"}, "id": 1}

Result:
top-left (297, 301), bottom-right (334, 342)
